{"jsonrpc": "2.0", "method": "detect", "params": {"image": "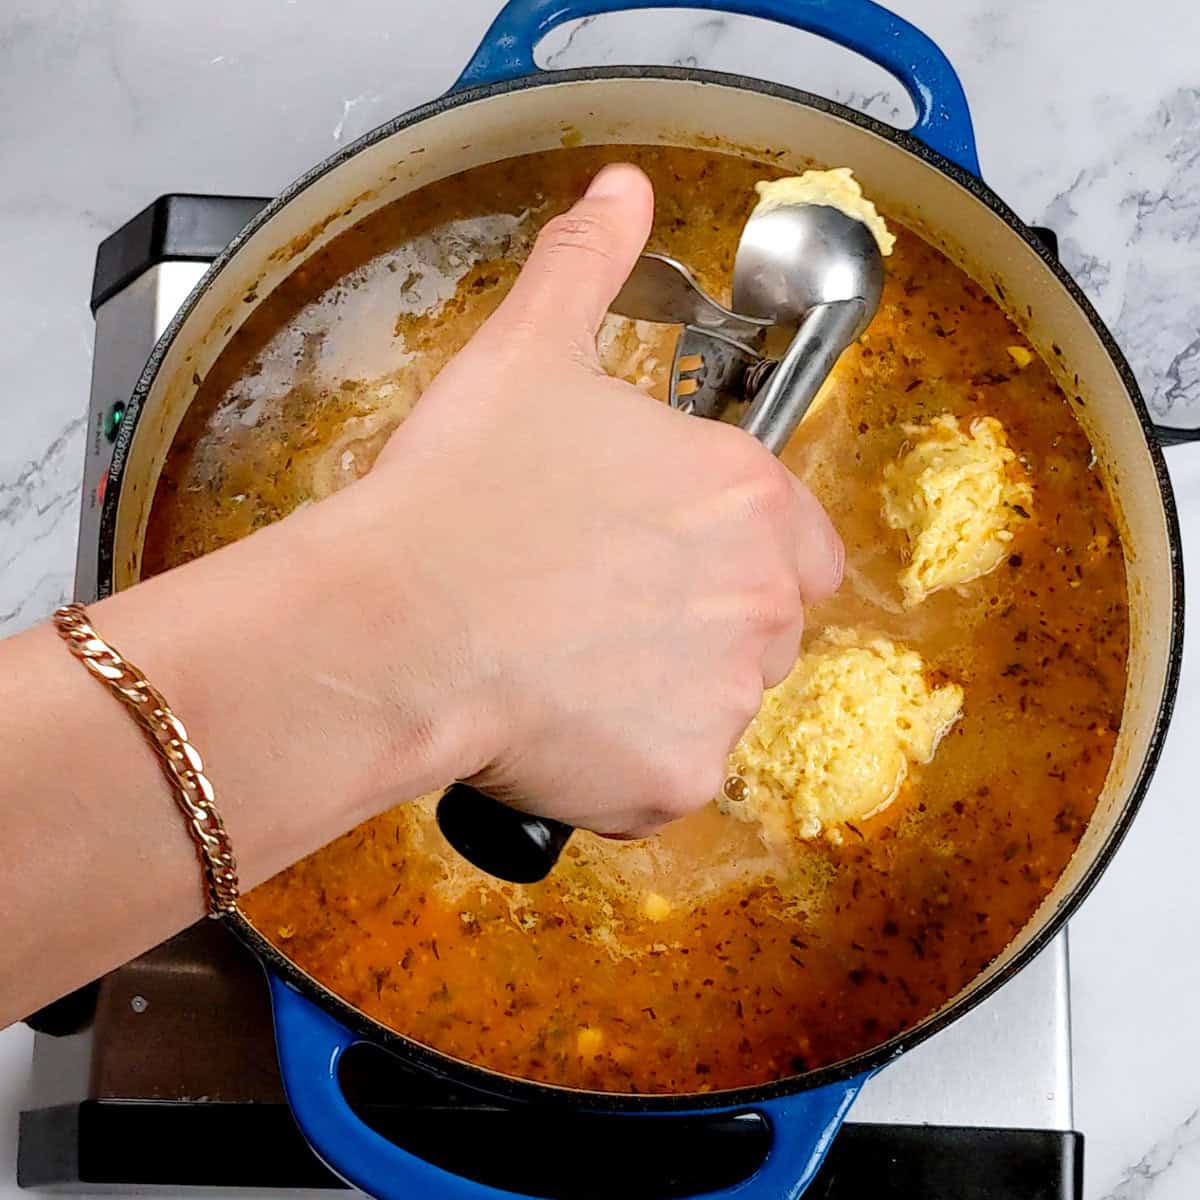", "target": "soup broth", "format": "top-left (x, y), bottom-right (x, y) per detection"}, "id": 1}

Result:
top-left (143, 146), bottom-right (1128, 1094)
